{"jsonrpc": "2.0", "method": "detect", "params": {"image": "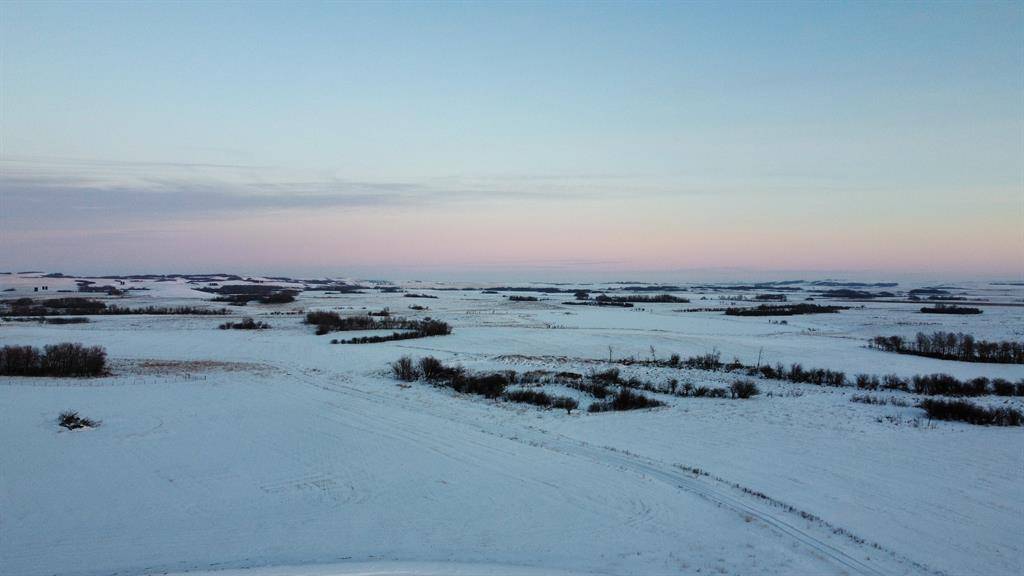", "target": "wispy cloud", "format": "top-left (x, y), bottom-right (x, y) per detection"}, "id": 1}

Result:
top-left (0, 174), bottom-right (424, 231)
top-left (0, 156), bottom-right (714, 232)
